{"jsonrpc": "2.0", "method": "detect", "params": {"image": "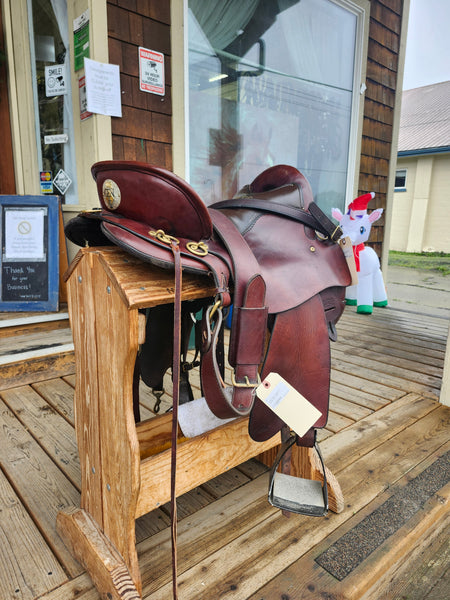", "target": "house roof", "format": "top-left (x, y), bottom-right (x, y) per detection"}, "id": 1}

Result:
top-left (398, 80), bottom-right (450, 153)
